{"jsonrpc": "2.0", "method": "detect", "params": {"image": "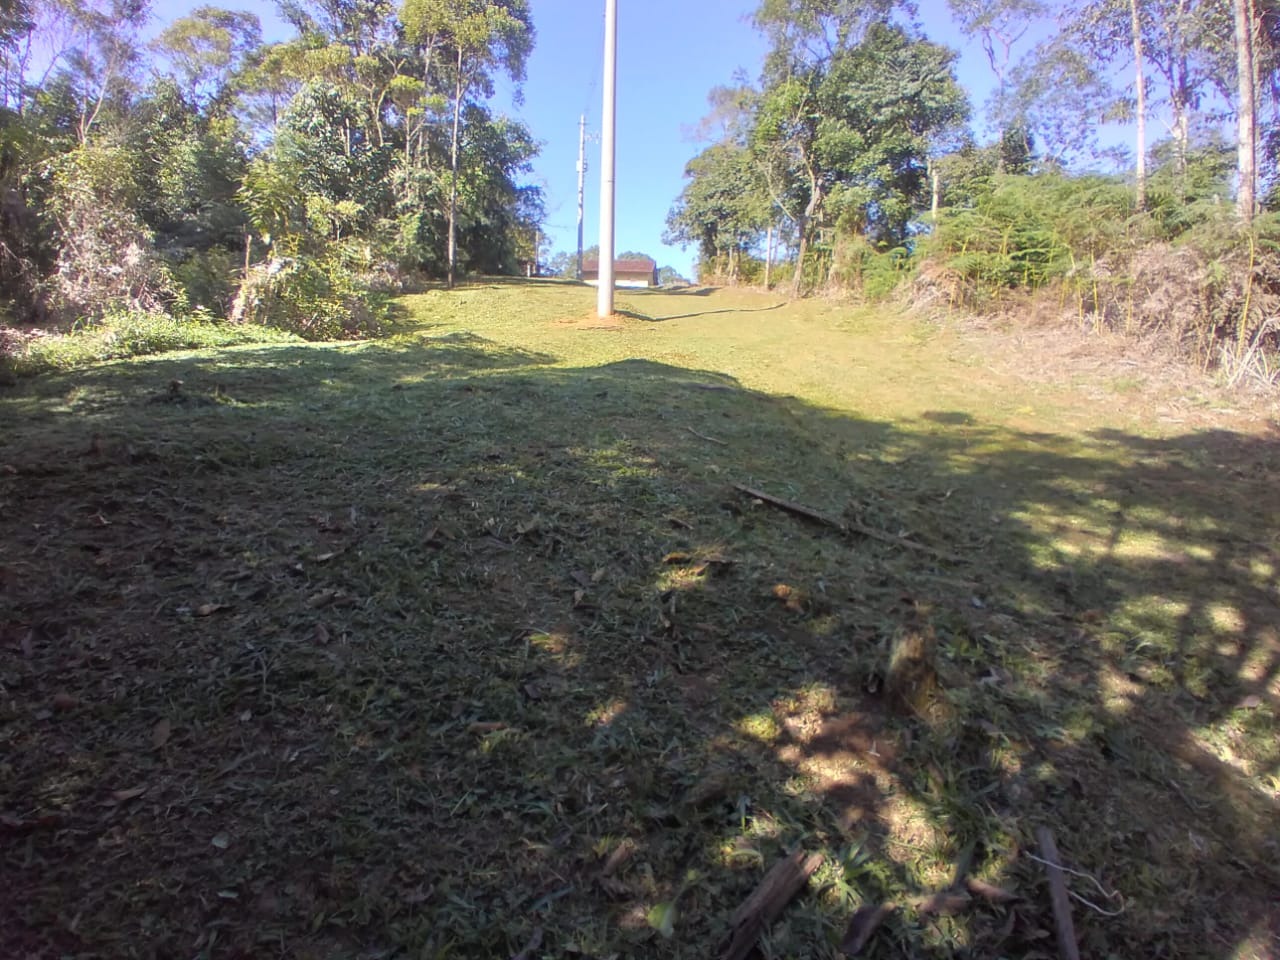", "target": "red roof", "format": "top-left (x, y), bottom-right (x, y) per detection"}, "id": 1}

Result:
top-left (583, 258), bottom-right (656, 273)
